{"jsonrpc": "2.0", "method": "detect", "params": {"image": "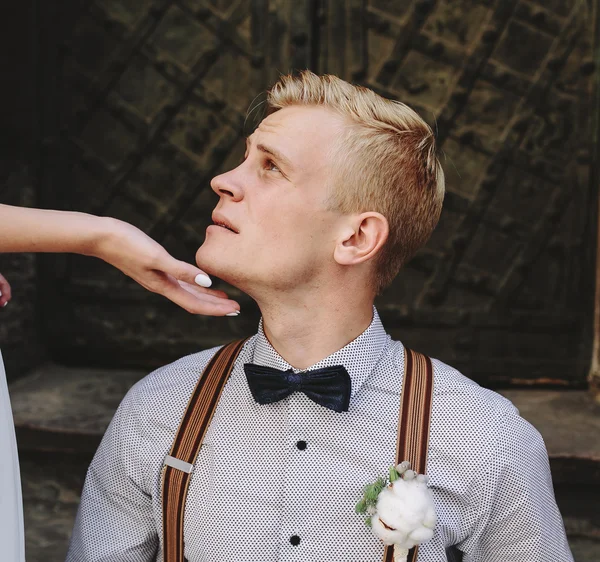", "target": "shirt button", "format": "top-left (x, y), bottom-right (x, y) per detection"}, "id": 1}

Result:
top-left (296, 440), bottom-right (307, 450)
top-left (289, 535), bottom-right (301, 546)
